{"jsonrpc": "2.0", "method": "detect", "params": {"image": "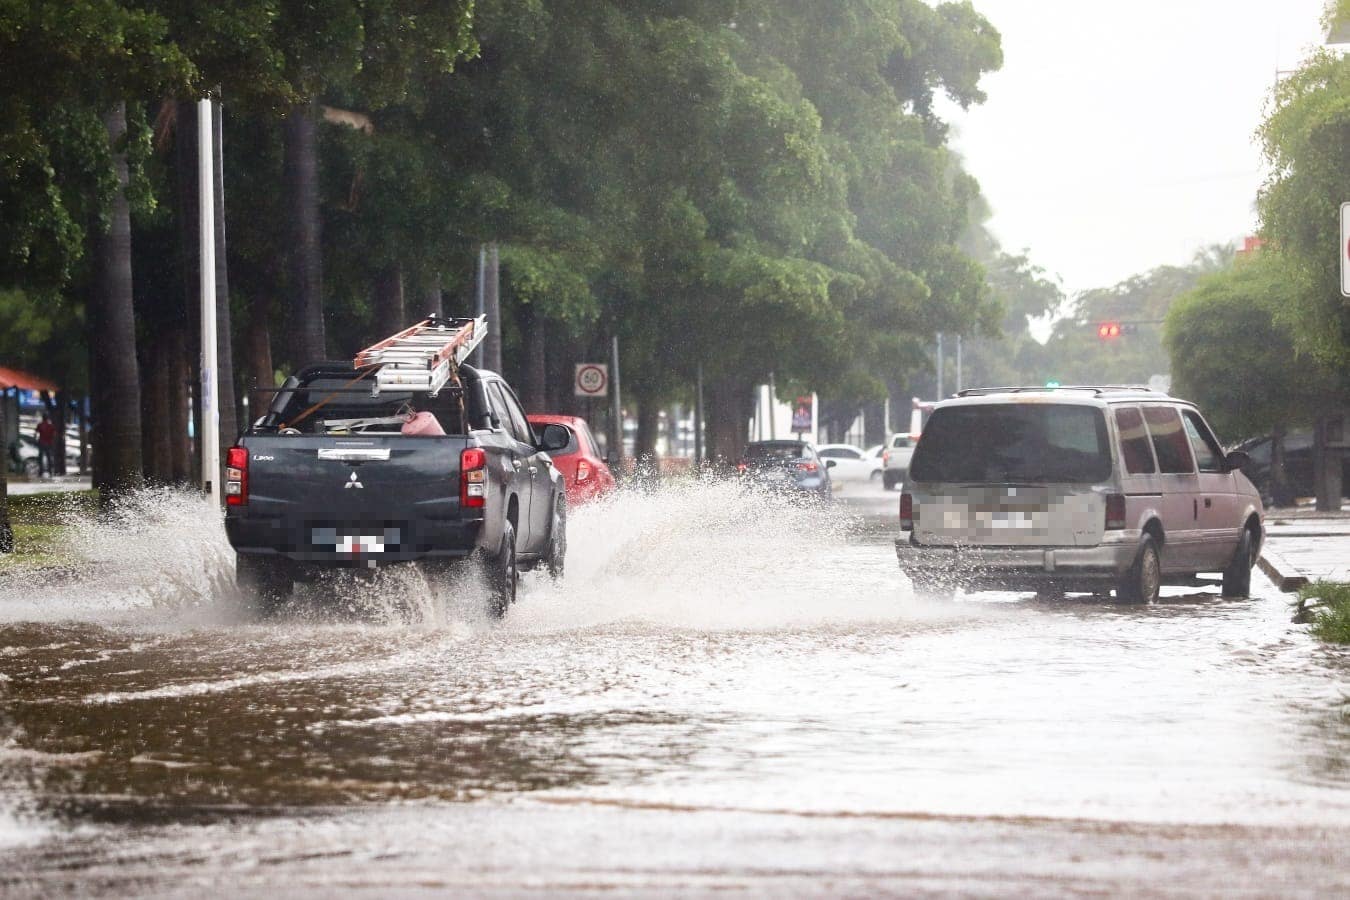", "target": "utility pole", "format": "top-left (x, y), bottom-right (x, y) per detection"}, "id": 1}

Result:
top-left (473, 246), bottom-right (485, 366)
top-left (198, 96), bottom-right (220, 505)
top-left (955, 334), bottom-right (963, 394)
top-left (935, 333), bottom-right (944, 400)
top-left (767, 372), bottom-right (777, 440)
top-left (694, 362), bottom-right (704, 465)
top-left (484, 243), bottom-right (501, 372)
top-left (610, 336), bottom-right (623, 463)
